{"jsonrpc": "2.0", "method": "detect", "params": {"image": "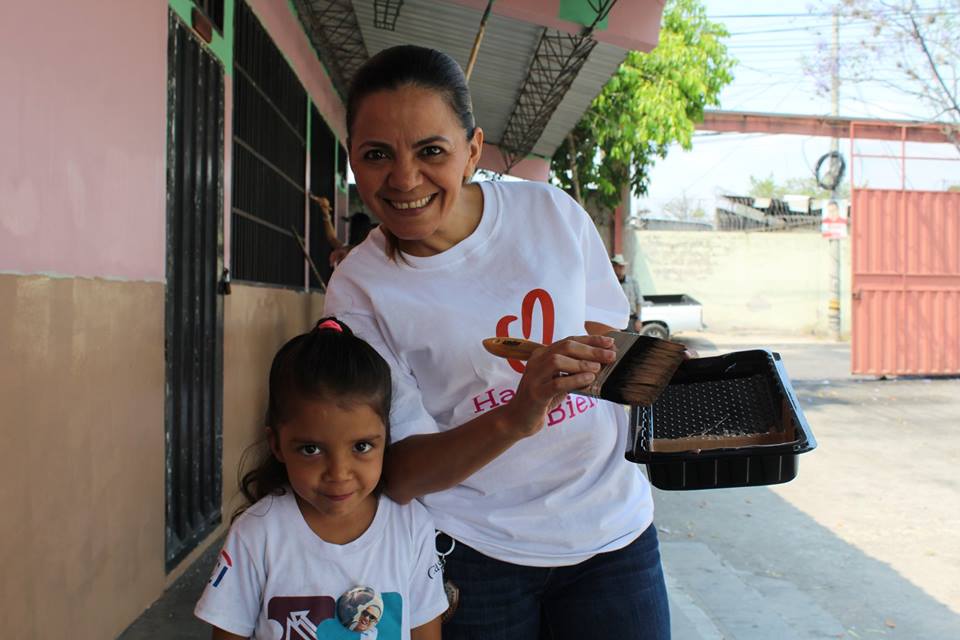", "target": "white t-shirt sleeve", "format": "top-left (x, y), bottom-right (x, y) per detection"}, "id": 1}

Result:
top-left (324, 280), bottom-right (441, 441)
top-left (568, 194), bottom-right (630, 329)
top-left (193, 525), bottom-right (264, 637)
top-left (406, 504), bottom-right (449, 627)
